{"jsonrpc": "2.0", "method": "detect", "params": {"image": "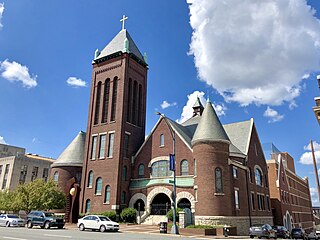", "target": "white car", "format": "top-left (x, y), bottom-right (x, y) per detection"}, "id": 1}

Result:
top-left (77, 215), bottom-right (119, 232)
top-left (0, 214), bottom-right (25, 227)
